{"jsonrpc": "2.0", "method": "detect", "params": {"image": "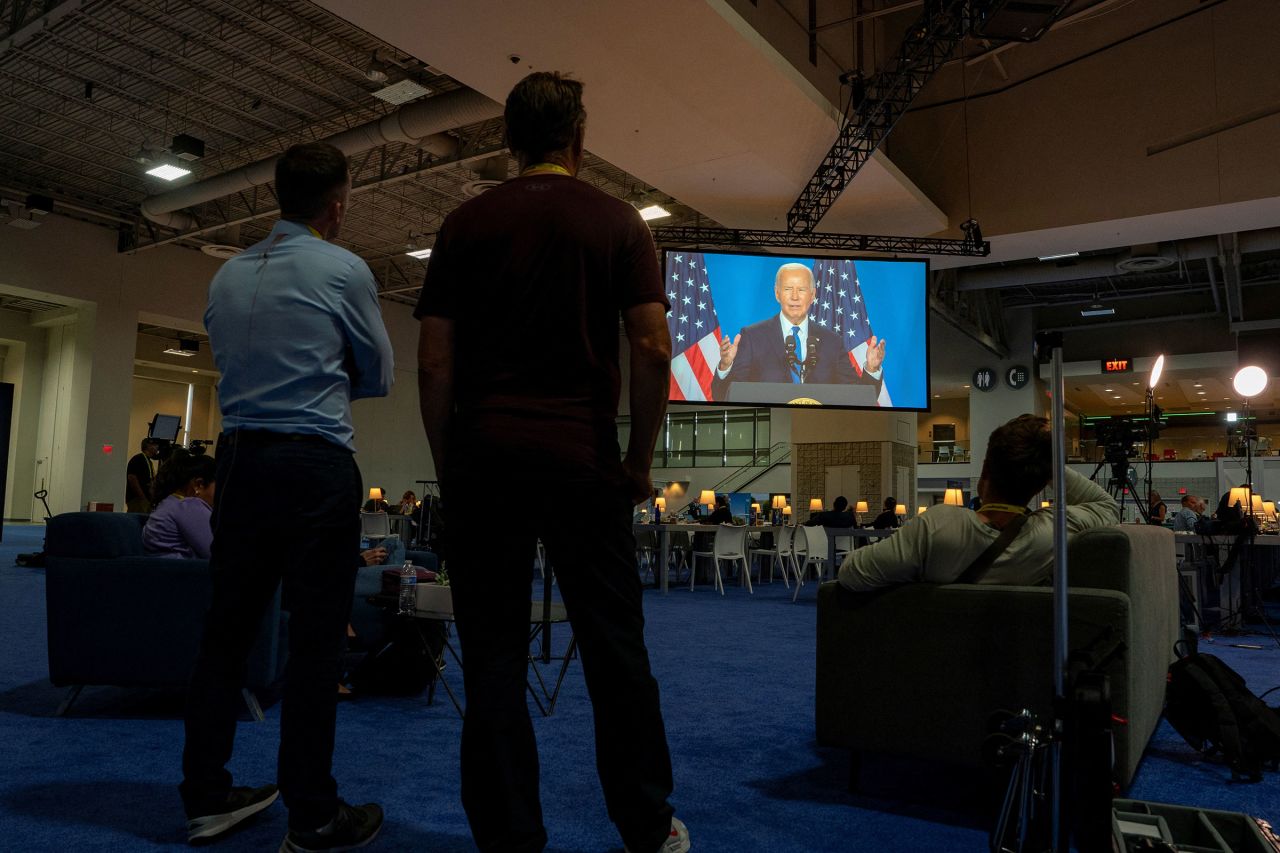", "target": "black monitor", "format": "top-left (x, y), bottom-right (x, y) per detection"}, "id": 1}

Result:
top-left (148, 413), bottom-right (182, 443)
